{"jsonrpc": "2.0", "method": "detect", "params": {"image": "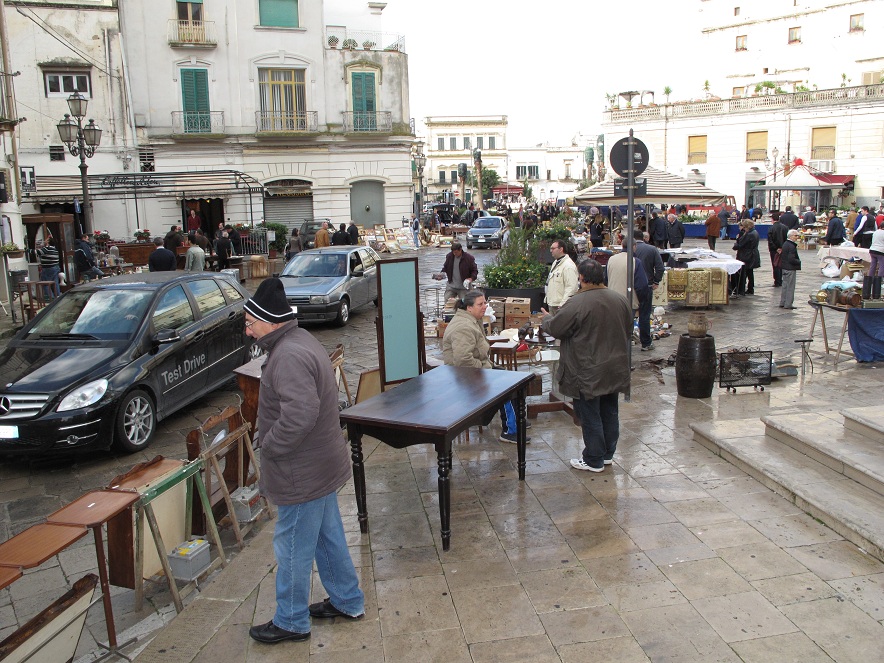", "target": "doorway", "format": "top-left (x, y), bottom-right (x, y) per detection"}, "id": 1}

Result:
top-left (349, 181), bottom-right (385, 228)
top-left (182, 198), bottom-right (224, 238)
